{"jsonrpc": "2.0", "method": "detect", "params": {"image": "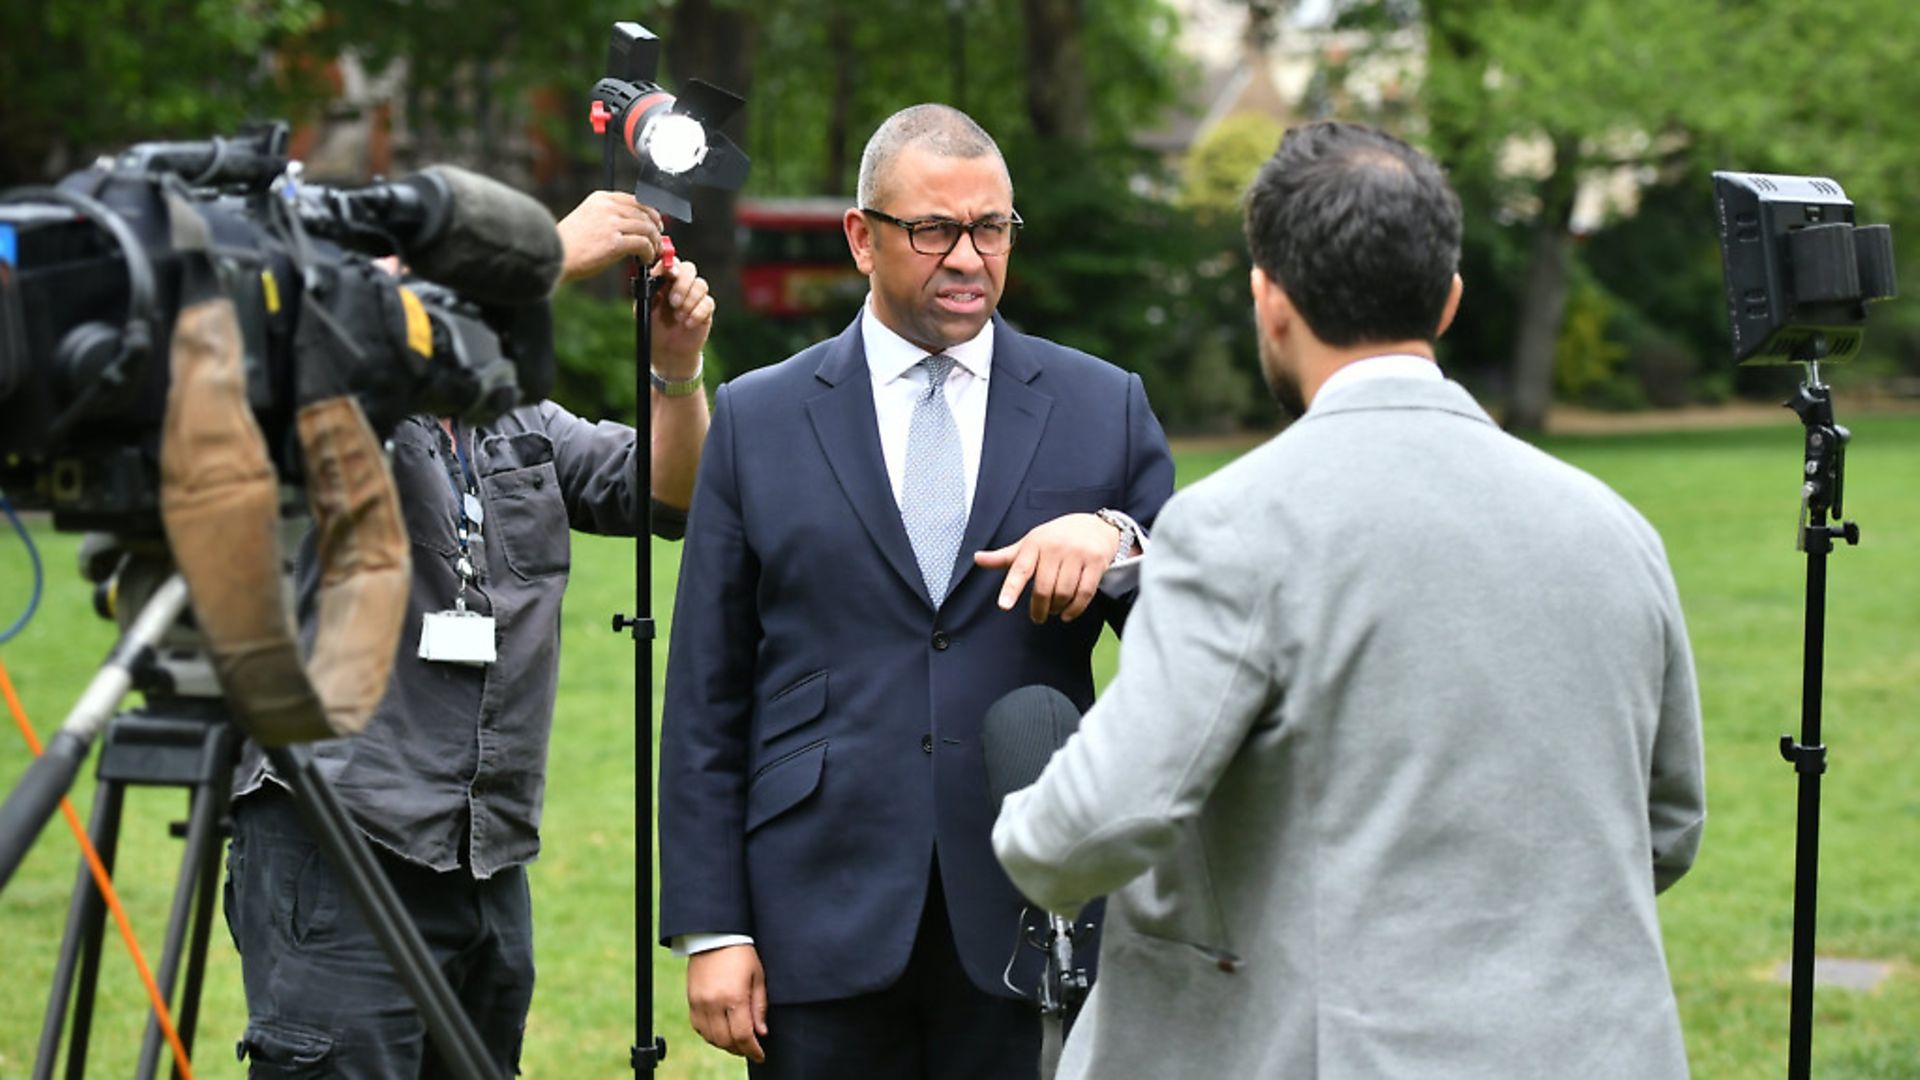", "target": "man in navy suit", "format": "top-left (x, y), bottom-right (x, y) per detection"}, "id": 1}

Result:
top-left (659, 104), bottom-right (1175, 1078)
